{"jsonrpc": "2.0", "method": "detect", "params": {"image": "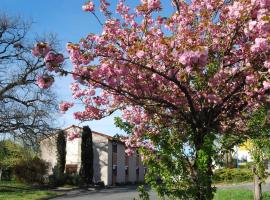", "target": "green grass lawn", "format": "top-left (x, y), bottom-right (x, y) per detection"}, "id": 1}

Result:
top-left (214, 189), bottom-right (270, 200)
top-left (0, 180), bottom-right (61, 200)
